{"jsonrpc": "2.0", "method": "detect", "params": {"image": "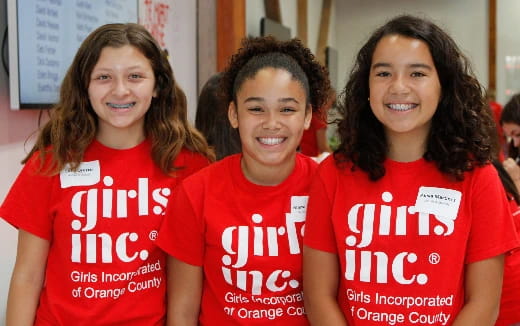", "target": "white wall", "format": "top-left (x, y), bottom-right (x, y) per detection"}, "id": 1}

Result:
top-left (139, 0), bottom-right (198, 122)
top-left (335, 0), bottom-right (488, 95)
top-left (497, 0), bottom-right (520, 105)
top-left (246, 0), bottom-right (337, 55)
